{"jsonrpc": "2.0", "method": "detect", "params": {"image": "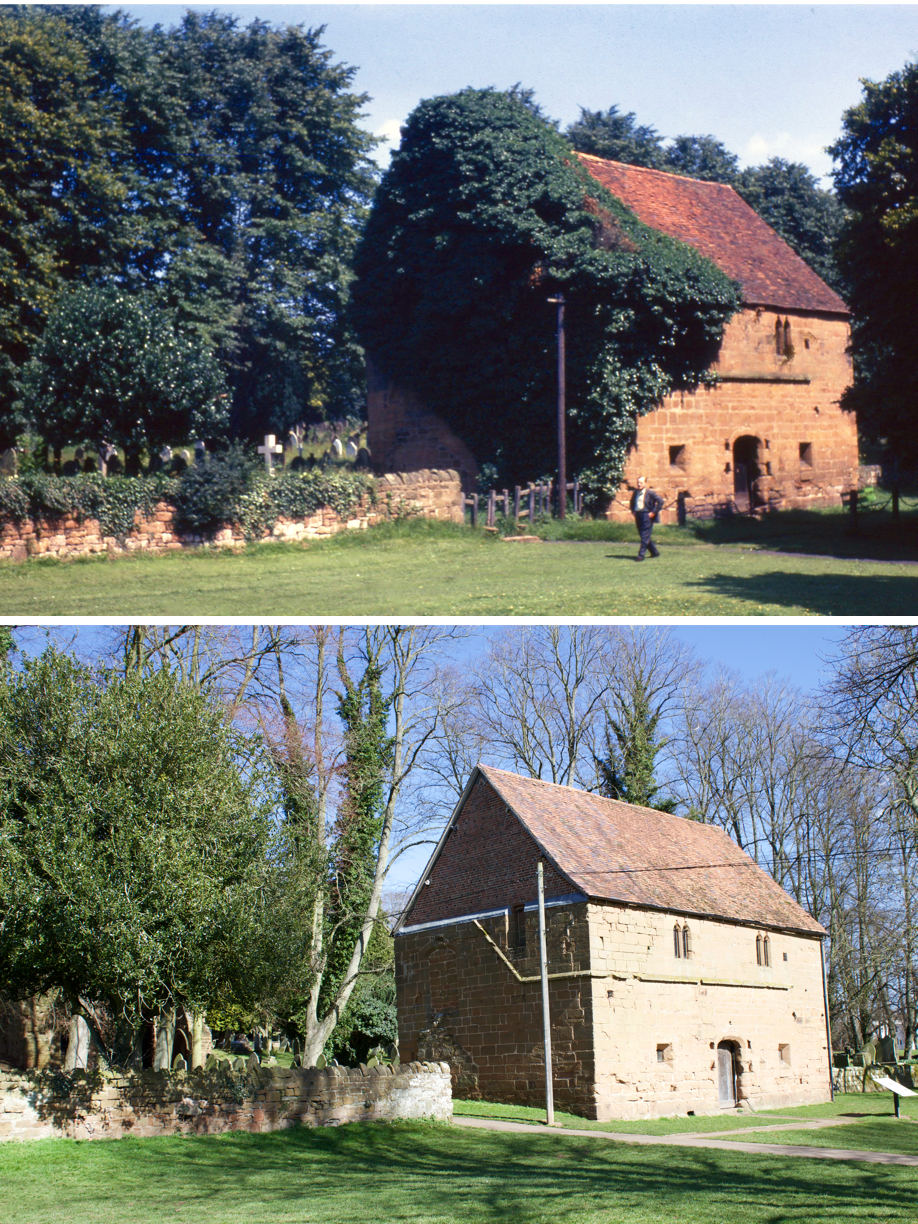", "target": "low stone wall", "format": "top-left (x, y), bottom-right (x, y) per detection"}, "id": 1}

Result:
top-left (832, 1064), bottom-right (918, 1095)
top-left (0, 1059), bottom-right (452, 1142)
top-left (0, 469), bottom-right (462, 562)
